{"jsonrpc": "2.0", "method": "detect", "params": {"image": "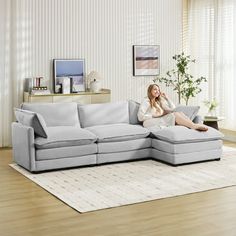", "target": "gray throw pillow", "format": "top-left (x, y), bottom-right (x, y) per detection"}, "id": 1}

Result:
top-left (174, 105), bottom-right (200, 121)
top-left (14, 108), bottom-right (48, 138)
top-left (128, 100), bottom-right (141, 125)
